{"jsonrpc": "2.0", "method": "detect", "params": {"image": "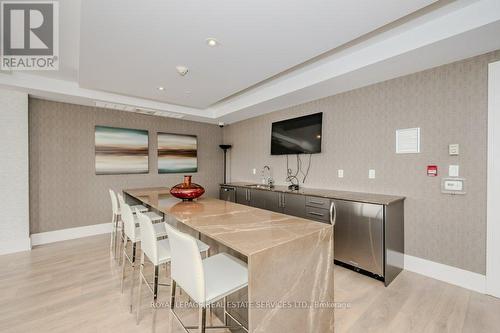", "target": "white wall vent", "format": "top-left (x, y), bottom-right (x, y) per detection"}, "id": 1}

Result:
top-left (95, 101), bottom-right (184, 119)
